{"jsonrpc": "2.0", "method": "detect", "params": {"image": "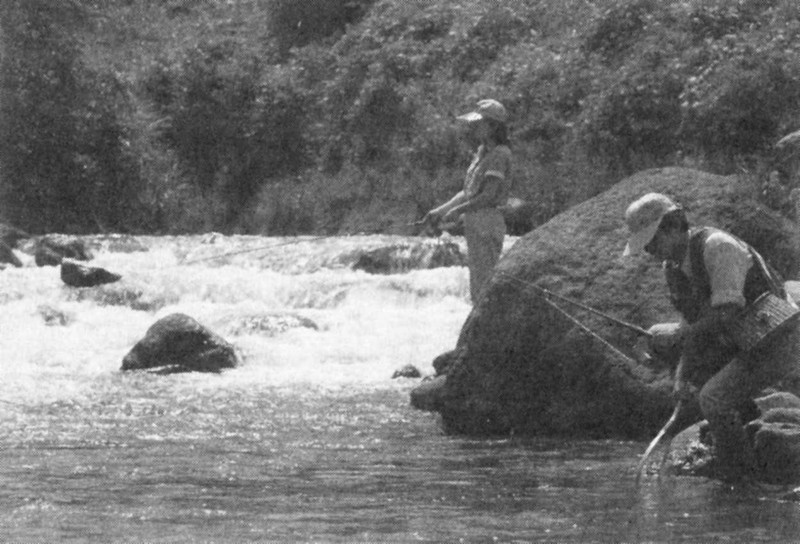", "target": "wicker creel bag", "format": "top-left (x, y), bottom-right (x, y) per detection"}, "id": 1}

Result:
top-left (726, 248), bottom-right (800, 352)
